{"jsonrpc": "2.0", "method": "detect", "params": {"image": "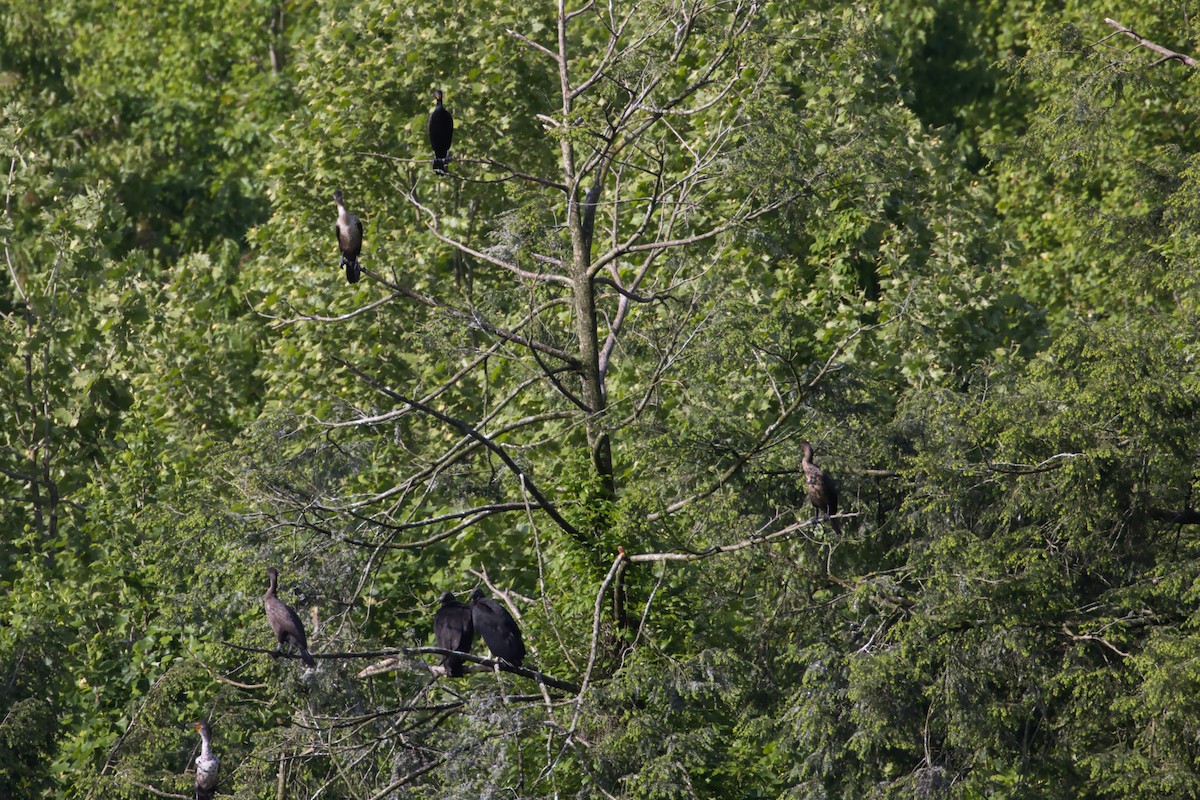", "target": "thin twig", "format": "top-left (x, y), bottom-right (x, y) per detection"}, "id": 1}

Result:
top-left (568, 550), bottom-right (627, 735)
